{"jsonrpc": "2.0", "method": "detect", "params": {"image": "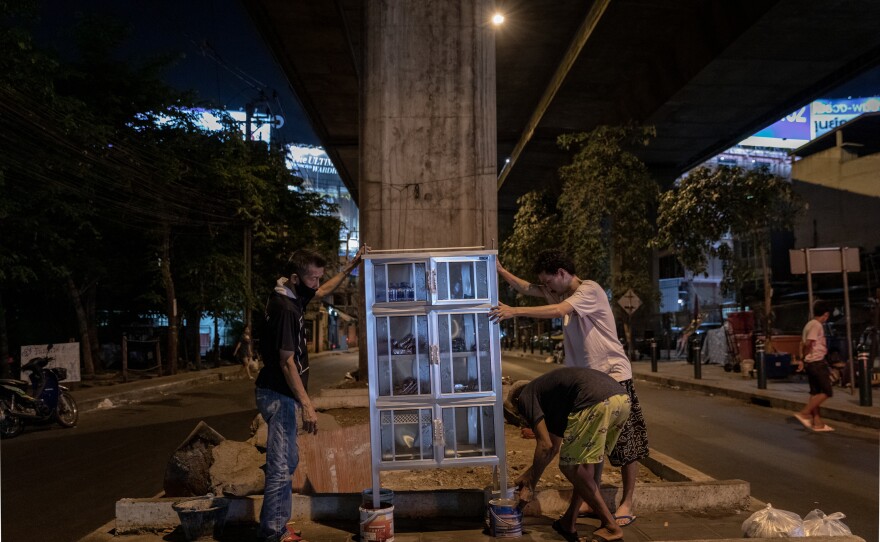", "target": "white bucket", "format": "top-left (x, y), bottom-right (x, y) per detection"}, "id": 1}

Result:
top-left (487, 498), bottom-right (523, 538)
top-left (359, 502), bottom-right (394, 542)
